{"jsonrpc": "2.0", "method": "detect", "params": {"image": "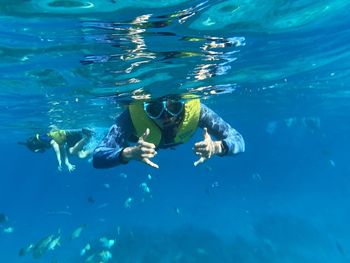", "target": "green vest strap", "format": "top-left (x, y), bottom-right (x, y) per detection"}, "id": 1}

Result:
top-left (174, 99), bottom-right (200, 144)
top-left (48, 130), bottom-right (67, 145)
top-left (129, 99), bottom-right (201, 146)
top-left (129, 102), bottom-right (162, 145)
